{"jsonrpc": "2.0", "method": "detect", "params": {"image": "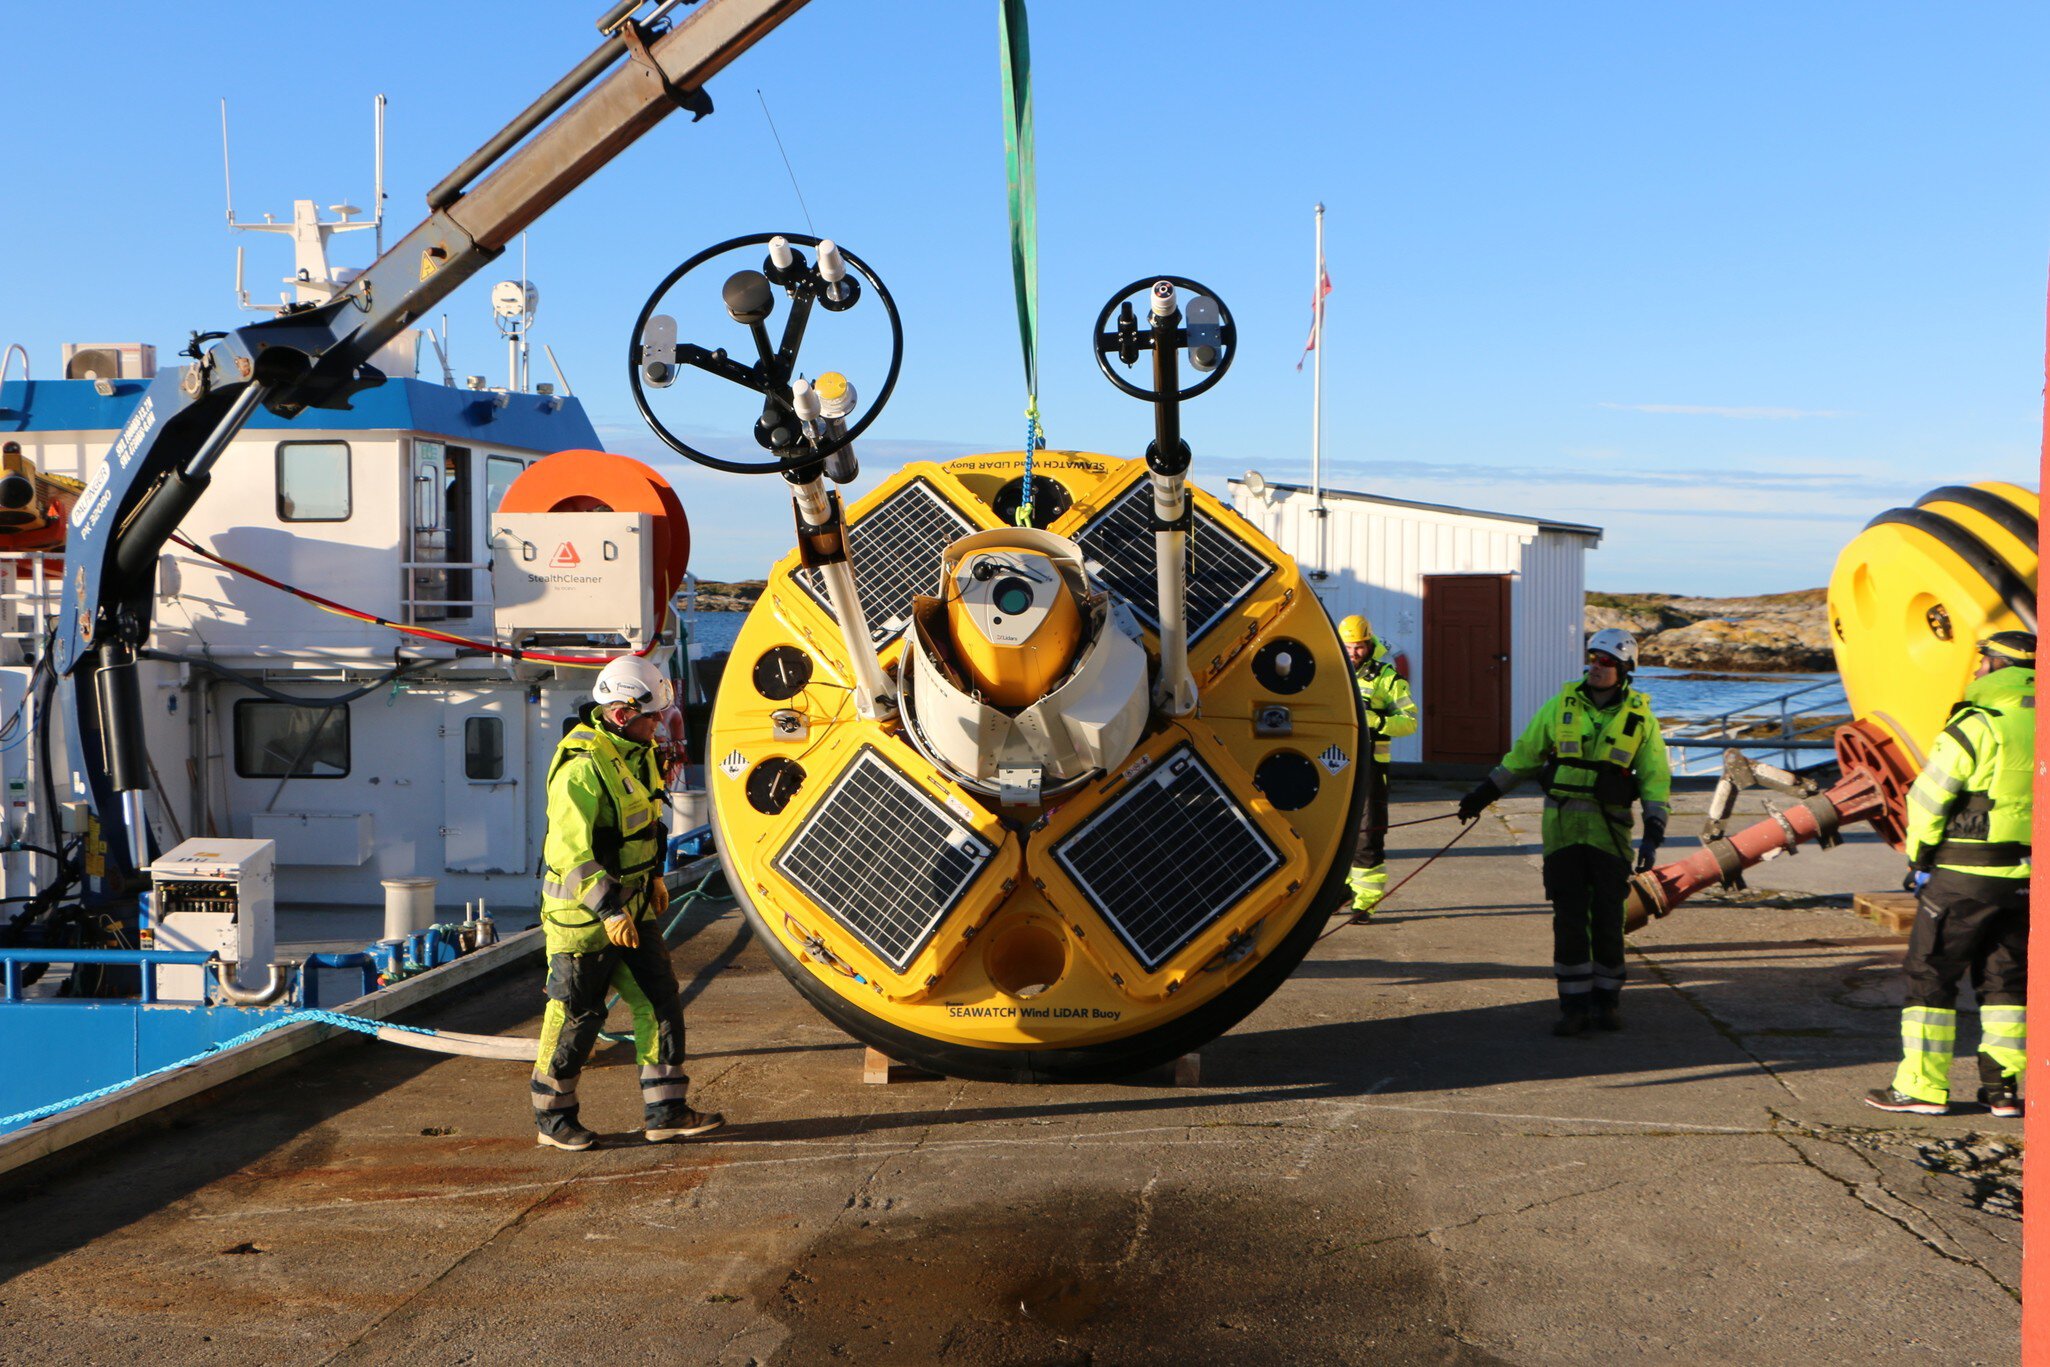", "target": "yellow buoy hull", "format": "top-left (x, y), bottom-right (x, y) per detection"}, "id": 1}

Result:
top-left (708, 452), bottom-right (1362, 1079)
